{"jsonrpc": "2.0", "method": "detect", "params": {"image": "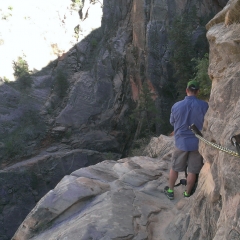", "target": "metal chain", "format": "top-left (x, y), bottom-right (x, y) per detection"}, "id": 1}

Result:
top-left (194, 133), bottom-right (240, 158)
